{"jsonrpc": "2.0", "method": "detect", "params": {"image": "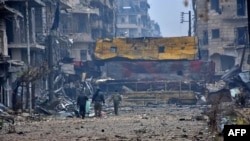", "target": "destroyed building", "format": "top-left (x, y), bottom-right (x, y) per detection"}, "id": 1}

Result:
top-left (0, 0), bottom-right (73, 110)
top-left (93, 37), bottom-right (215, 104)
top-left (0, 0), bottom-right (50, 109)
top-left (191, 0), bottom-right (250, 104)
top-left (60, 0), bottom-right (115, 80)
top-left (193, 0), bottom-right (250, 76)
